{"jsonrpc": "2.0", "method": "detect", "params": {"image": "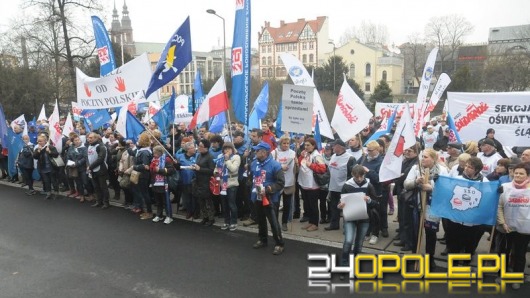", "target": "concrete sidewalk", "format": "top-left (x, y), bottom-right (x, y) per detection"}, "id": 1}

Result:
top-left (2, 178), bottom-right (529, 274)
